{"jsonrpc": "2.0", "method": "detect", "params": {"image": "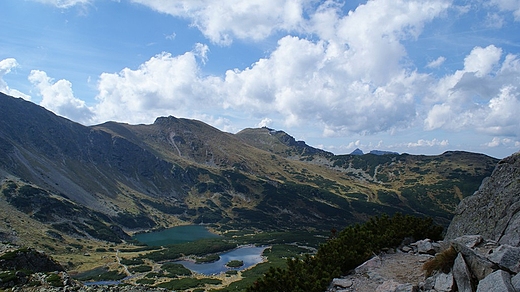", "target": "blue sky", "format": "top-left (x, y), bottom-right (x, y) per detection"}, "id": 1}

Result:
top-left (1, 0), bottom-right (520, 158)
